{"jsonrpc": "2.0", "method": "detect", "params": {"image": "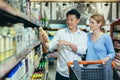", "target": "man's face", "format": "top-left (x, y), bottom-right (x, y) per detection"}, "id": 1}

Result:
top-left (66, 15), bottom-right (80, 30)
